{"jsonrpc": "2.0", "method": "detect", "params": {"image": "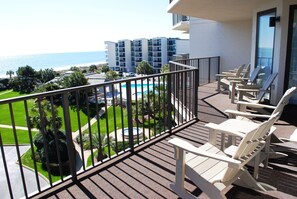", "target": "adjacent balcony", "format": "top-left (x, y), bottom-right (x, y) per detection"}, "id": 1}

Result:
top-left (1, 56), bottom-right (297, 199)
top-left (172, 14), bottom-right (189, 33)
